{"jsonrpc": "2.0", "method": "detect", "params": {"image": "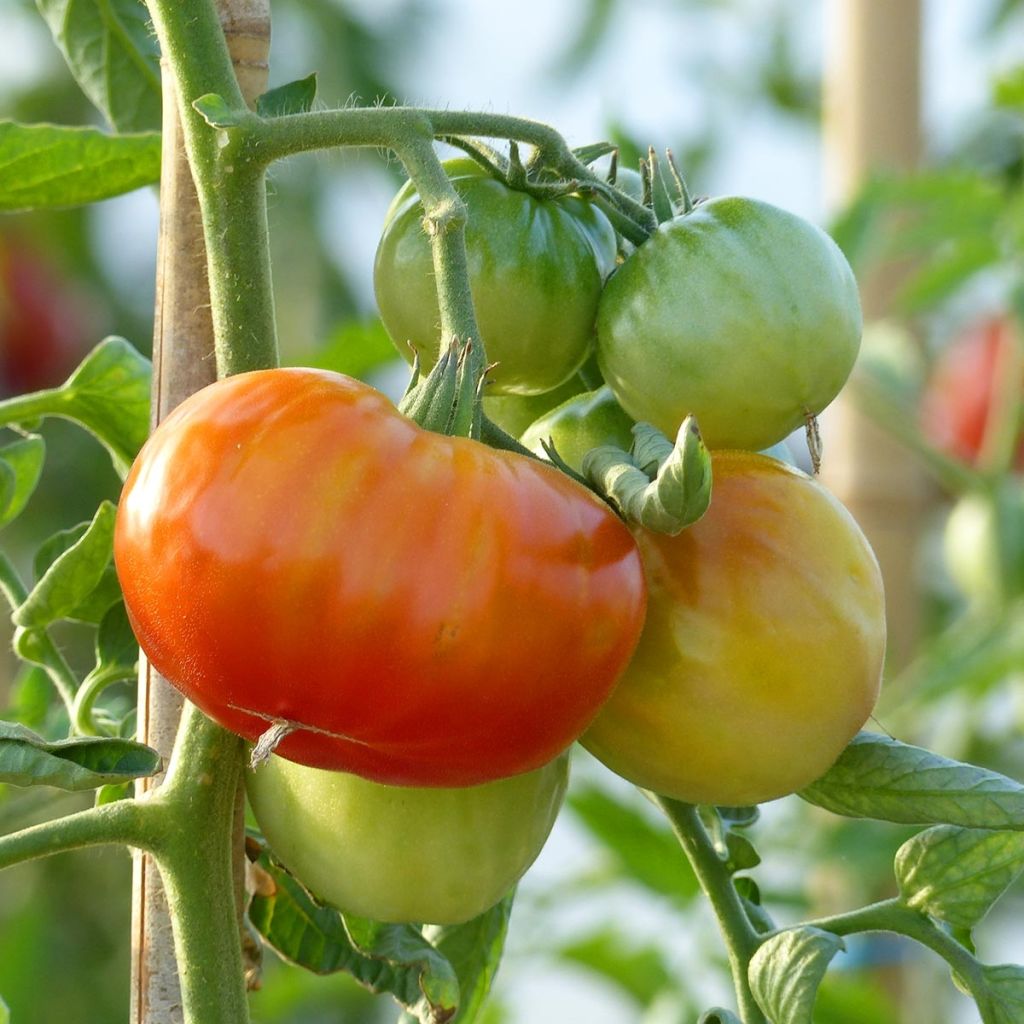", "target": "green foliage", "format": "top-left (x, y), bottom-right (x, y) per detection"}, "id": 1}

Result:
top-left (557, 929), bottom-right (677, 1006)
top-left (0, 435), bottom-right (45, 529)
top-left (0, 122), bottom-right (161, 212)
top-left (0, 720), bottom-right (157, 789)
top-left (257, 74), bottom-right (319, 118)
top-left (978, 964), bottom-right (1024, 1024)
top-left (748, 928), bottom-right (844, 1024)
top-left (35, 0), bottom-right (162, 133)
